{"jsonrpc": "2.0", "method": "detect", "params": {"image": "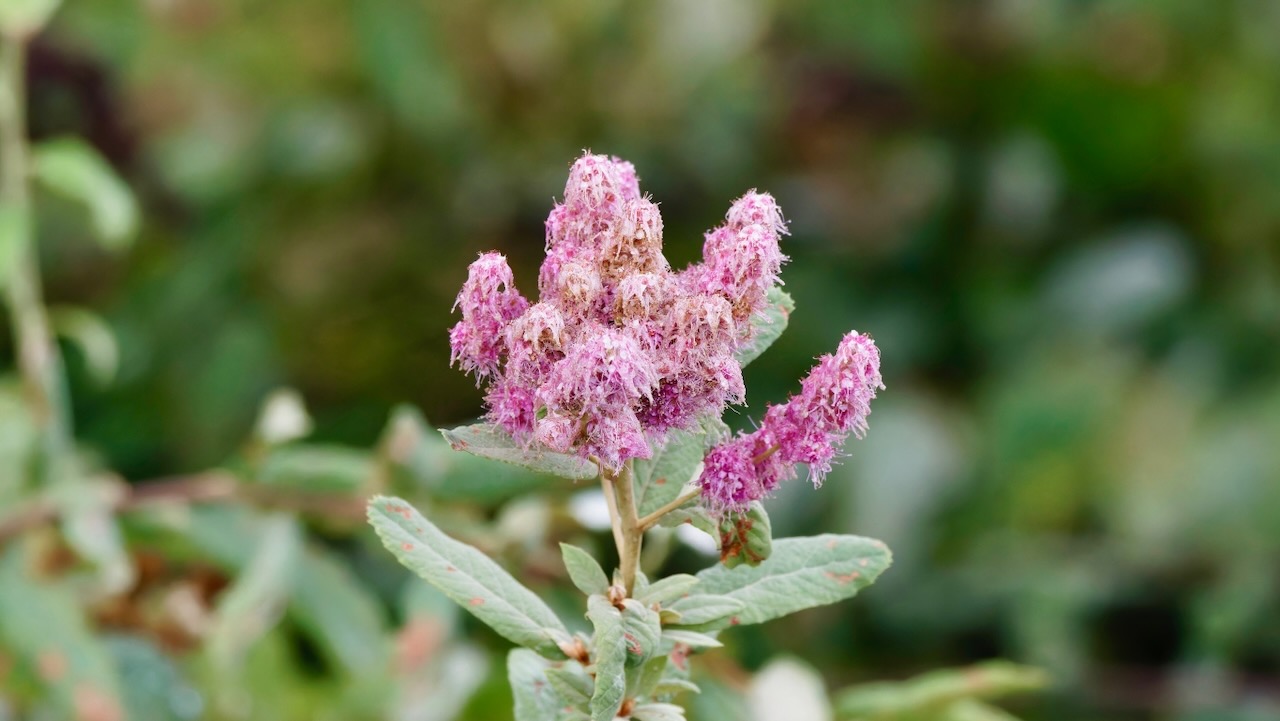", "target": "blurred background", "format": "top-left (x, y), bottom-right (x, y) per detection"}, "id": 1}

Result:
top-left (7, 0), bottom-right (1280, 719)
